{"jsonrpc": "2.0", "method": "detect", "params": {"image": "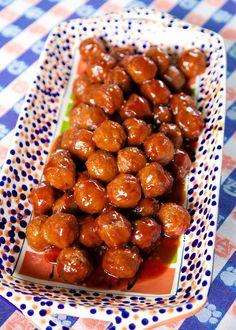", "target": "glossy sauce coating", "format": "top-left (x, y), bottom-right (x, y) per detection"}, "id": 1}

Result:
top-left (138, 162), bottom-right (173, 198)
top-left (86, 150), bottom-right (118, 182)
top-left (140, 79), bottom-right (171, 105)
top-left (158, 123), bottom-right (183, 149)
top-left (79, 37), bottom-right (105, 61)
top-left (96, 211), bottom-right (131, 248)
top-left (178, 48), bottom-right (206, 78)
top-left (119, 93), bottom-right (152, 120)
top-left (69, 103), bottom-right (107, 131)
top-left (94, 120), bottom-right (126, 152)
top-left (44, 149), bottom-right (76, 190)
top-left (163, 65), bottom-right (186, 92)
top-left (169, 149), bottom-right (192, 180)
top-left (153, 105), bottom-right (173, 124)
top-left (124, 55), bottom-right (157, 84)
top-left (107, 173), bottom-right (141, 208)
top-left (26, 215), bottom-right (50, 251)
top-left (42, 213), bottom-right (79, 249)
top-left (61, 127), bottom-right (96, 161)
top-left (52, 192), bottom-right (78, 214)
top-left (132, 198), bottom-right (160, 218)
top-left (29, 183), bottom-right (56, 215)
top-left (102, 247), bottom-right (142, 279)
top-left (158, 202), bottom-right (190, 237)
top-left (105, 66), bottom-right (132, 93)
top-left (145, 47), bottom-right (170, 75)
top-left (73, 73), bottom-right (91, 103)
top-left (79, 216), bottom-right (102, 248)
top-left (132, 217), bottom-right (161, 250)
top-left (87, 52), bottom-right (116, 83)
top-left (122, 118), bottom-right (152, 146)
top-left (74, 177), bottom-right (107, 214)
top-left (57, 247), bottom-right (93, 284)
top-left (117, 147), bottom-right (146, 174)
top-left (144, 133), bottom-right (175, 165)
